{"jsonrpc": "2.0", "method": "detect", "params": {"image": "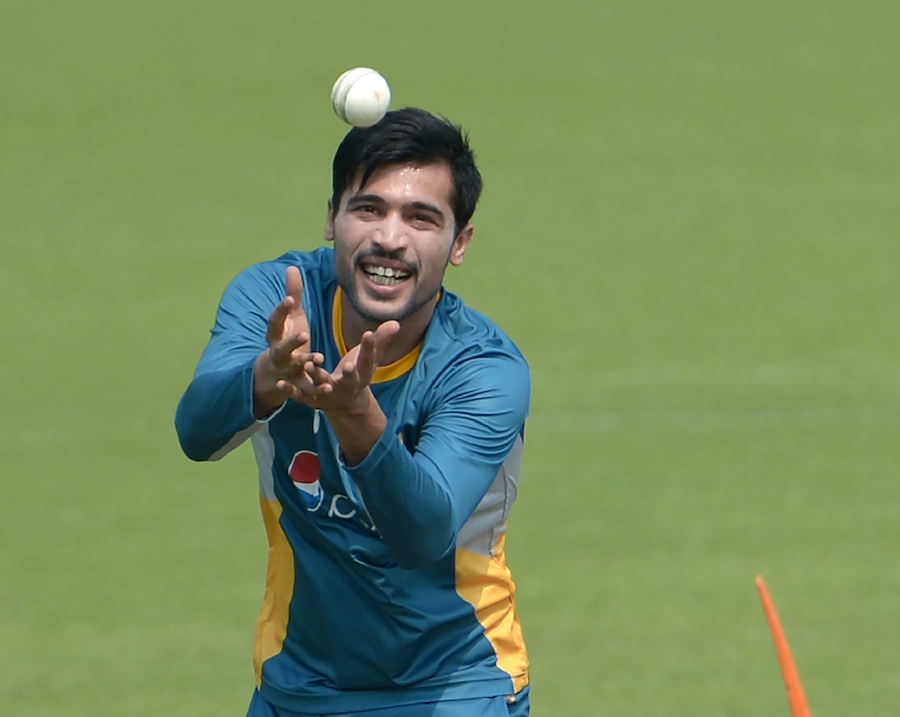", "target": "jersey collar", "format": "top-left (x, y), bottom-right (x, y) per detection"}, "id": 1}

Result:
top-left (332, 286), bottom-right (422, 383)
